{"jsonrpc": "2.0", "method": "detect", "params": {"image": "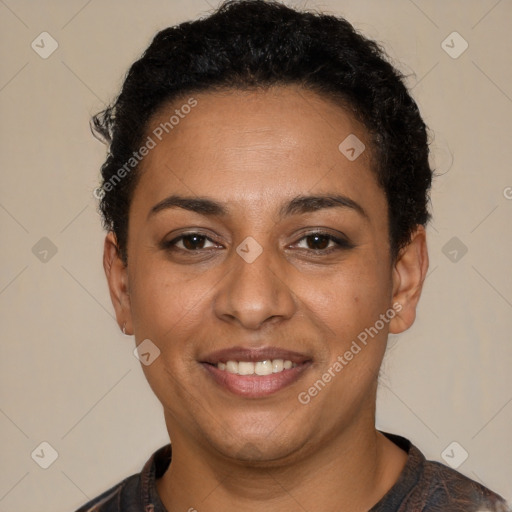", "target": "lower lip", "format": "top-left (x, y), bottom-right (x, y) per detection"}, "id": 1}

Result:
top-left (201, 362), bottom-right (311, 398)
